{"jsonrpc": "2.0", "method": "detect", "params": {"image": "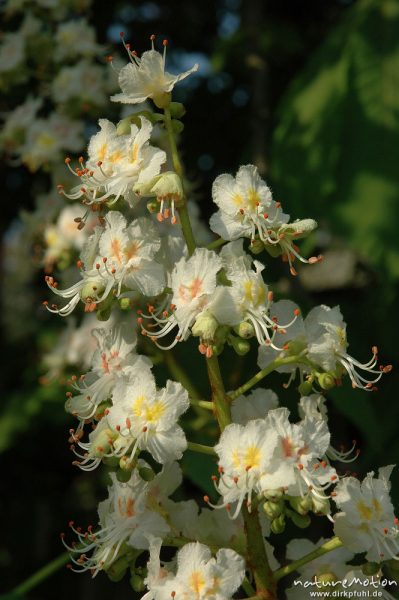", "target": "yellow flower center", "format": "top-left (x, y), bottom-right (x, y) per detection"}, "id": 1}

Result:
top-left (132, 395), bottom-right (165, 423)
